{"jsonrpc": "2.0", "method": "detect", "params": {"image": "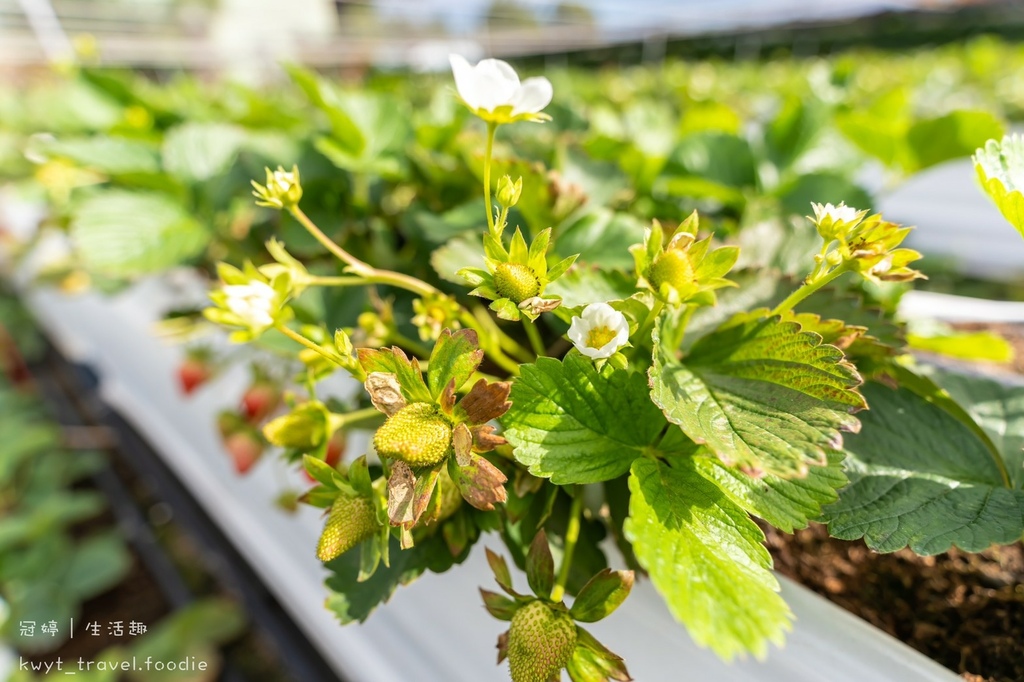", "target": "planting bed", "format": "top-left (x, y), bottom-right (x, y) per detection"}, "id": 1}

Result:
top-left (765, 524), bottom-right (1024, 682)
